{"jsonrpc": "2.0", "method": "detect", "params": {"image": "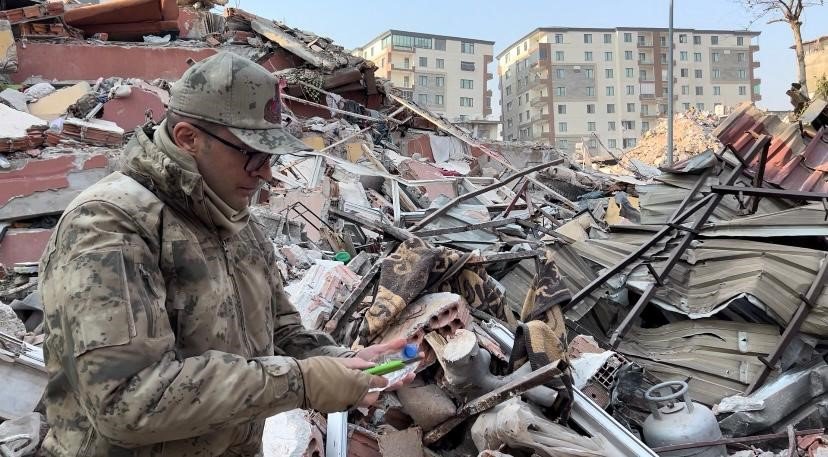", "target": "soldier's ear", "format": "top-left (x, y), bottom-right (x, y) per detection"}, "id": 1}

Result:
top-left (172, 122), bottom-right (200, 157)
